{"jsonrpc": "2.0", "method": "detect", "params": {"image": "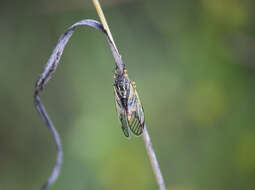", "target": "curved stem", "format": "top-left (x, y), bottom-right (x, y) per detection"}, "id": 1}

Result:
top-left (34, 96), bottom-right (63, 190)
top-left (34, 19), bottom-right (123, 190)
